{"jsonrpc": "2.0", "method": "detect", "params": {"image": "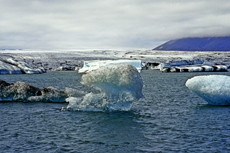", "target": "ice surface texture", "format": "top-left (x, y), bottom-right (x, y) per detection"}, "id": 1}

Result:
top-left (186, 75), bottom-right (230, 105)
top-left (78, 60), bottom-right (142, 73)
top-left (67, 64), bottom-right (144, 111)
